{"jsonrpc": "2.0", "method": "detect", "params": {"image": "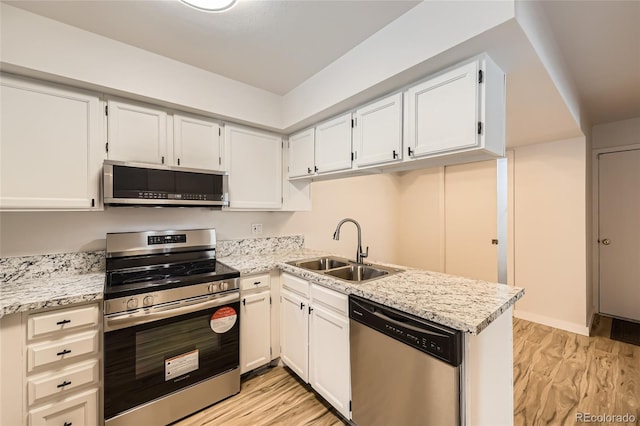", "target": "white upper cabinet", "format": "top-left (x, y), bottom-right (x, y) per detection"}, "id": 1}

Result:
top-left (0, 74), bottom-right (103, 210)
top-left (106, 98), bottom-right (167, 164)
top-left (173, 113), bottom-right (223, 171)
top-left (314, 112), bottom-right (353, 174)
top-left (353, 92), bottom-right (403, 168)
top-left (288, 128), bottom-right (315, 178)
top-left (225, 124), bottom-right (282, 209)
top-left (406, 56), bottom-right (505, 160)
